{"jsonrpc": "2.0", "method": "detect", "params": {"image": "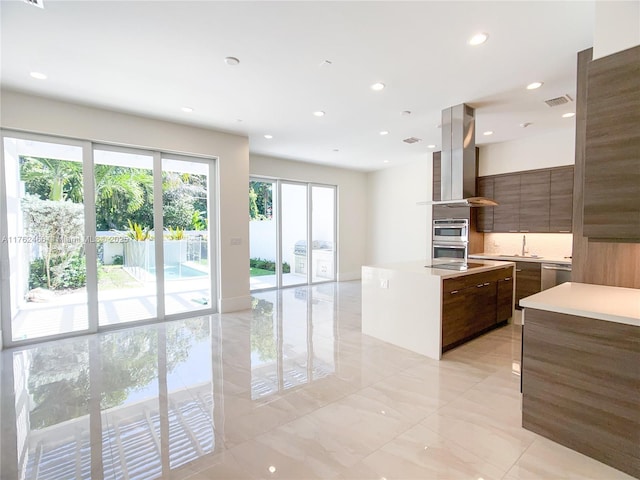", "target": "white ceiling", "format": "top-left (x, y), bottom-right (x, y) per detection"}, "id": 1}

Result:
top-left (1, 1), bottom-right (595, 171)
